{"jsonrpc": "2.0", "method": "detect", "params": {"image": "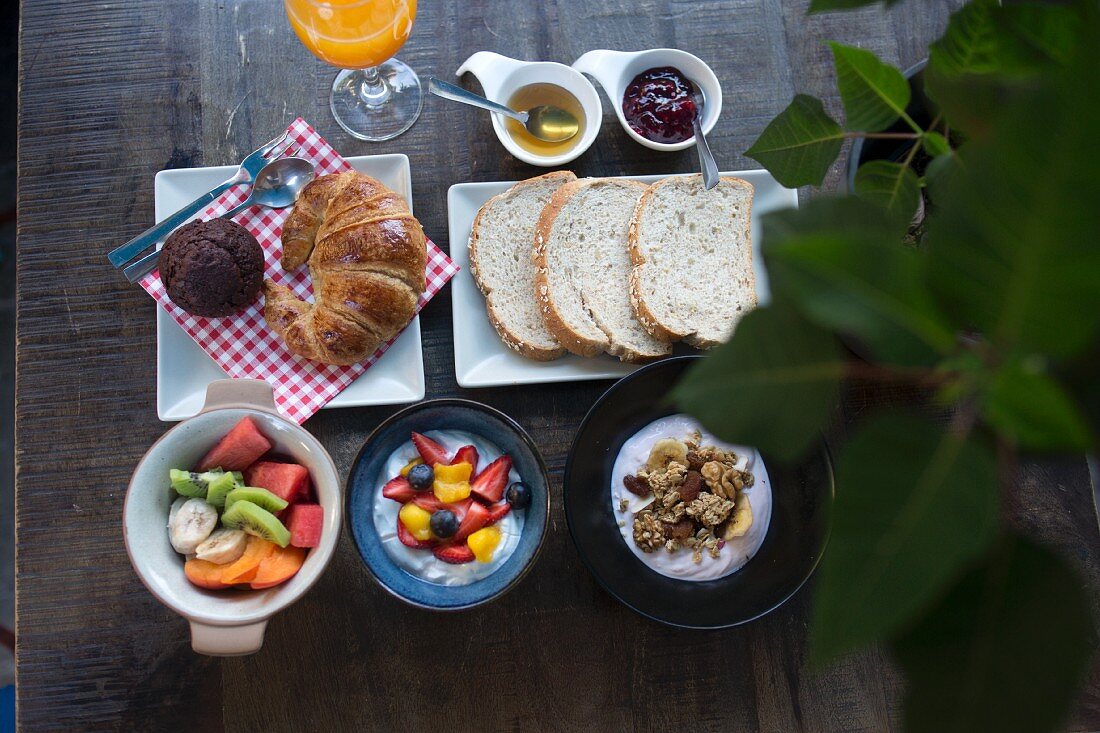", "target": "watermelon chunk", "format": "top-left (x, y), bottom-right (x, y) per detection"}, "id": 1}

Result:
top-left (246, 461), bottom-right (310, 503)
top-left (287, 504), bottom-right (324, 548)
top-left (197, 417), bottom-right (272, 471)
